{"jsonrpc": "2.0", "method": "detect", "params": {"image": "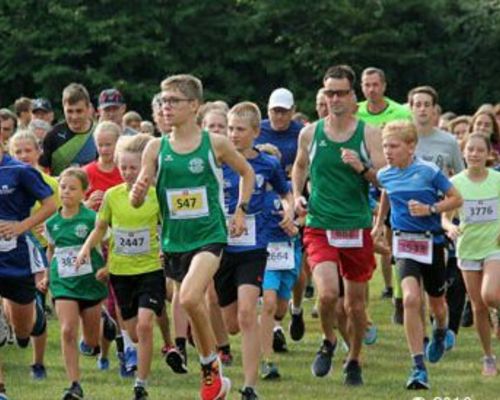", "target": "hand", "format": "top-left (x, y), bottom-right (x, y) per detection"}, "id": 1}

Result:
top-left (278, 211), bottom-right (298, 237)
top-left (229, 210), bottom-right (246, 237)
top-left (371, 224), bottom-right (384, 243)
top-left (294, 196), bottom-right (308, 217)
top-left (75, 246), bottom-right (90, 270)
top-left (95, 267), bottom-right (109, 282)
top-left (35, 271), bottom-right (48, 293)
top-left (446, 224), bottom-right (461, 241)
top-left (340, 147), bottom-right (364, 173)
top-left (33, 223), bottom-right (45, 236)
top-left (85, 190), bottom-right (104, 209)
top-left (130, 176), bottom-right (149, 207)
top-left (255, 143), bottom-right (282, 160)
top-left (0, 220), bottom-right (25, 239)
top-left (408, 200), bottom-right (431, 217)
